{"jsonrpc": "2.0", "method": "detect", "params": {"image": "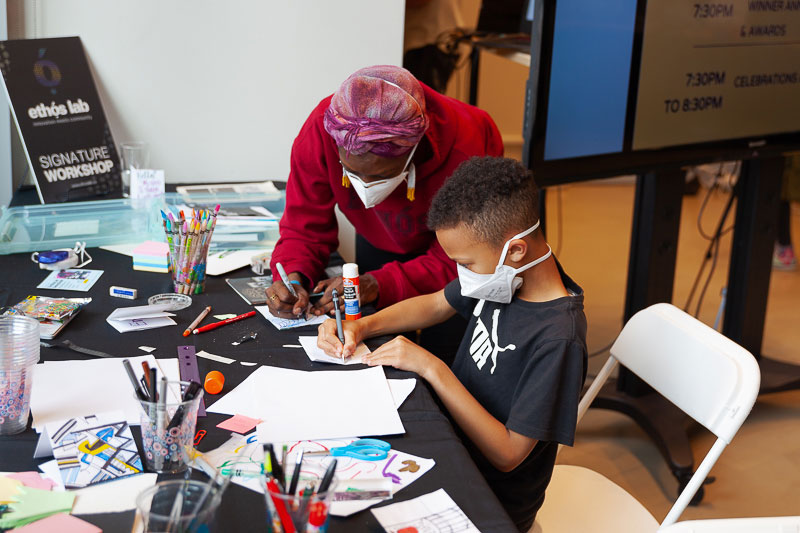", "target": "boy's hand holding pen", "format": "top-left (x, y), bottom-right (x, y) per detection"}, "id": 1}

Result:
top-left (316, 316), bottom-right (364, 359)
